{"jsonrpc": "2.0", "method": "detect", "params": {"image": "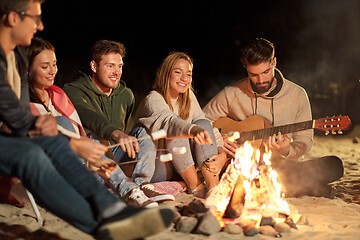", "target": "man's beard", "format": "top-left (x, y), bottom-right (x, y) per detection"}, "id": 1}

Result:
top-left (253, 76), bottom-right (275, 94)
